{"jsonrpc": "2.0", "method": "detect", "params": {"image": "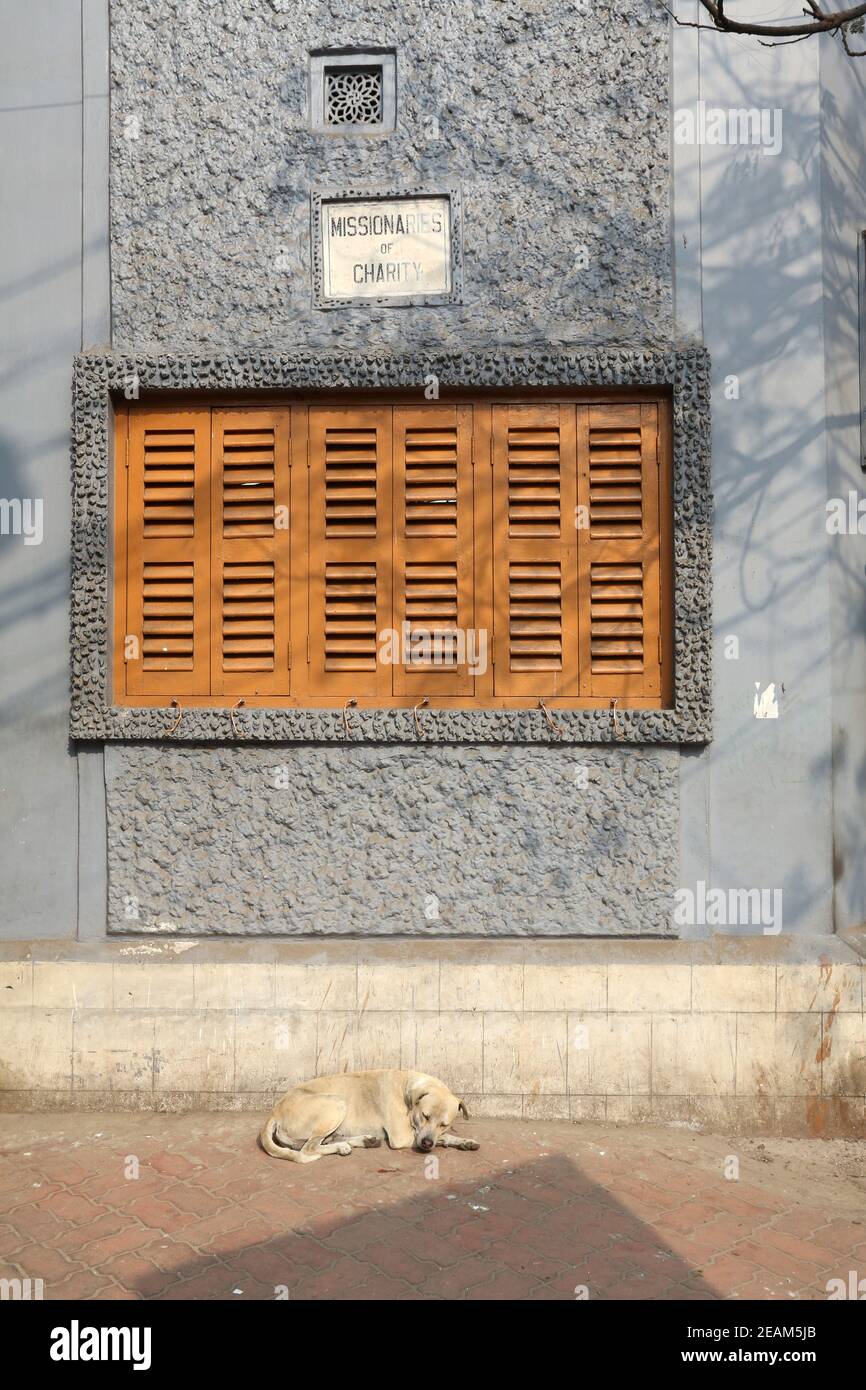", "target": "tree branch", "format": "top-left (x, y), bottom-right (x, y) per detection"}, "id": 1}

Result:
top-left (660, 0), bottom-right (866, 55)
